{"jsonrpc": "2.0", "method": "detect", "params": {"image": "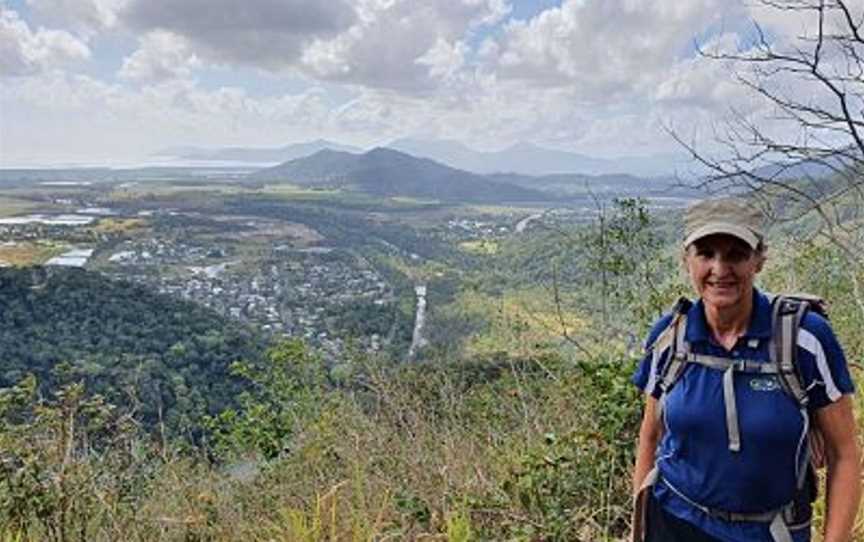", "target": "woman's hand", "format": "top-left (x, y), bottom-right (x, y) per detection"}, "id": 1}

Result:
top-left (631, 396), bottom-right (663, 542)
top-left (632, 396), bottom-right (663, 495)
top-left (814, 395), bottom-right (862, 542)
